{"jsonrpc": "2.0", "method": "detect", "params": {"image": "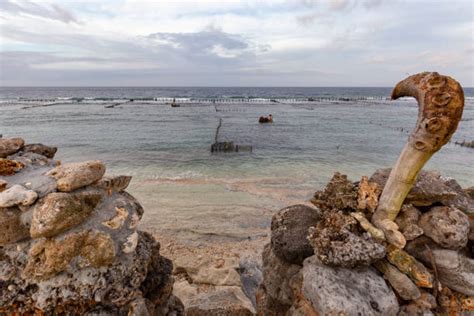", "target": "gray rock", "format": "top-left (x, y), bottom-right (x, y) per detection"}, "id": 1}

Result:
top-left (395, 204), bottom-right (424, 241)
top-left (0, 137), bottom-right (24, 158)
top-left (0, 184), bottom-right (38, 208)
top-left (370, 169), bottom-right (474, 213)
top-left (46, 160), bottom-right (106, 192)
top-left (405, 238), bottom-right (474, 296)
top-left (261, 243), bottom-right (301, 313)
top-left (271, 204), bottom-right (320, 264)
top-left (238, 255), bottom-right (262, 308)
top-left (298, 255), bottom-right (399, 316)
top-left (22, 143), bottom-right (57, 158)
top-left (418, 206), bottom-right (470, 249)
top-left (185, 286), bottom-right (255, 316)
